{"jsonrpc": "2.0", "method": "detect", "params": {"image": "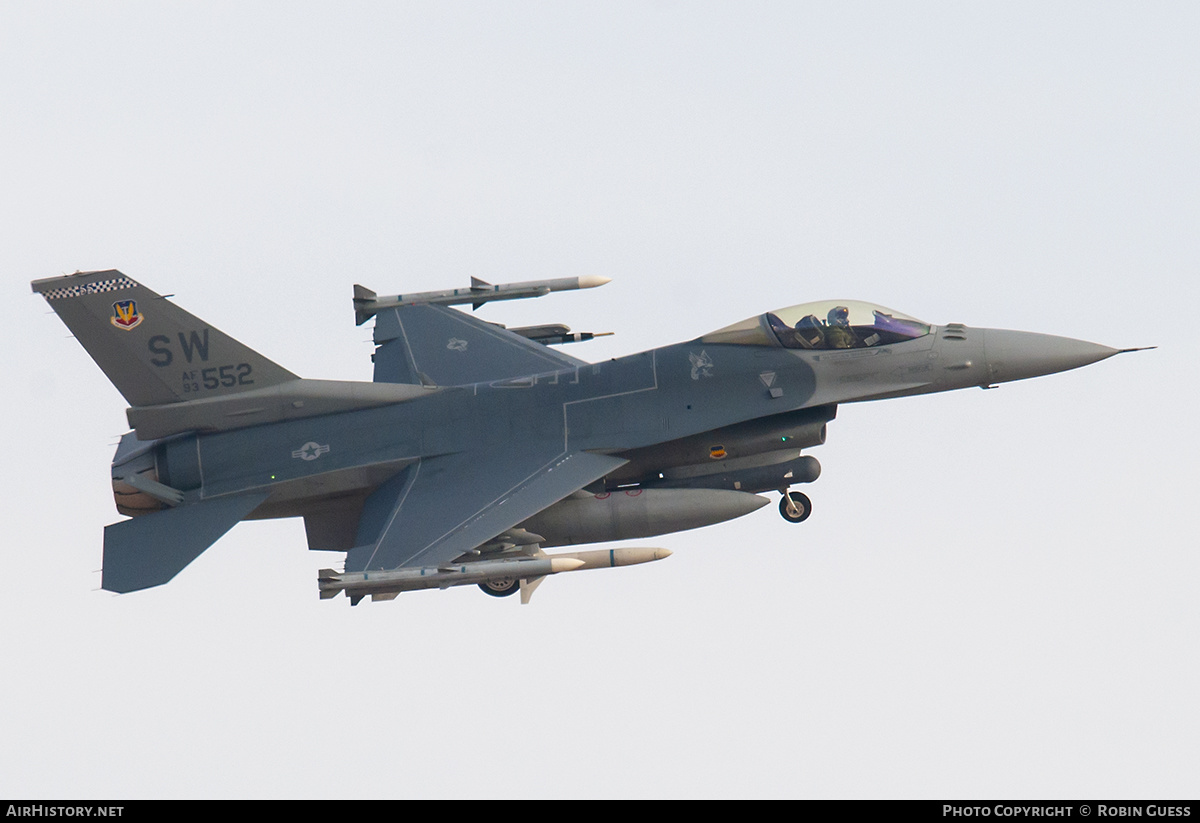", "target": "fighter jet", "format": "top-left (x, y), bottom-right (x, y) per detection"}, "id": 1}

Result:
top-left (32, 270), bottom-right (1145, 604)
